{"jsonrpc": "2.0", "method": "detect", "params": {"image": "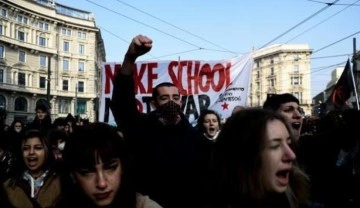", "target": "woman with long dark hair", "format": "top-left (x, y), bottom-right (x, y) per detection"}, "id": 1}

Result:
top-left (2, 129), bottom-right (61, 208)
top-left (57, 122), bottom-right (161, 208)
